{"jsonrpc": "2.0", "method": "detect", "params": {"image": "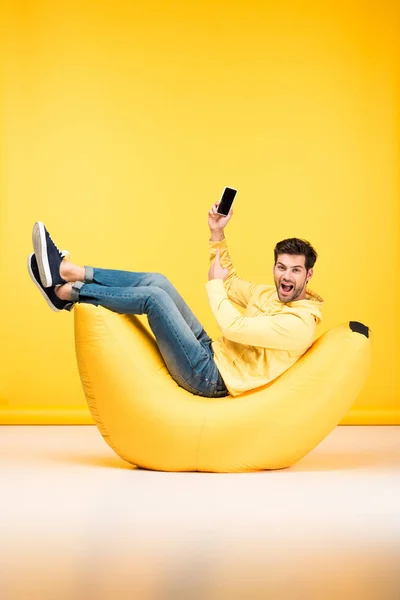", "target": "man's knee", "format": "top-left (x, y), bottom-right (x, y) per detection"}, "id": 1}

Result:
top-left (149, 272), bottom-right (172, 291)
top-left (145, 285), bottom-right (173, 311)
